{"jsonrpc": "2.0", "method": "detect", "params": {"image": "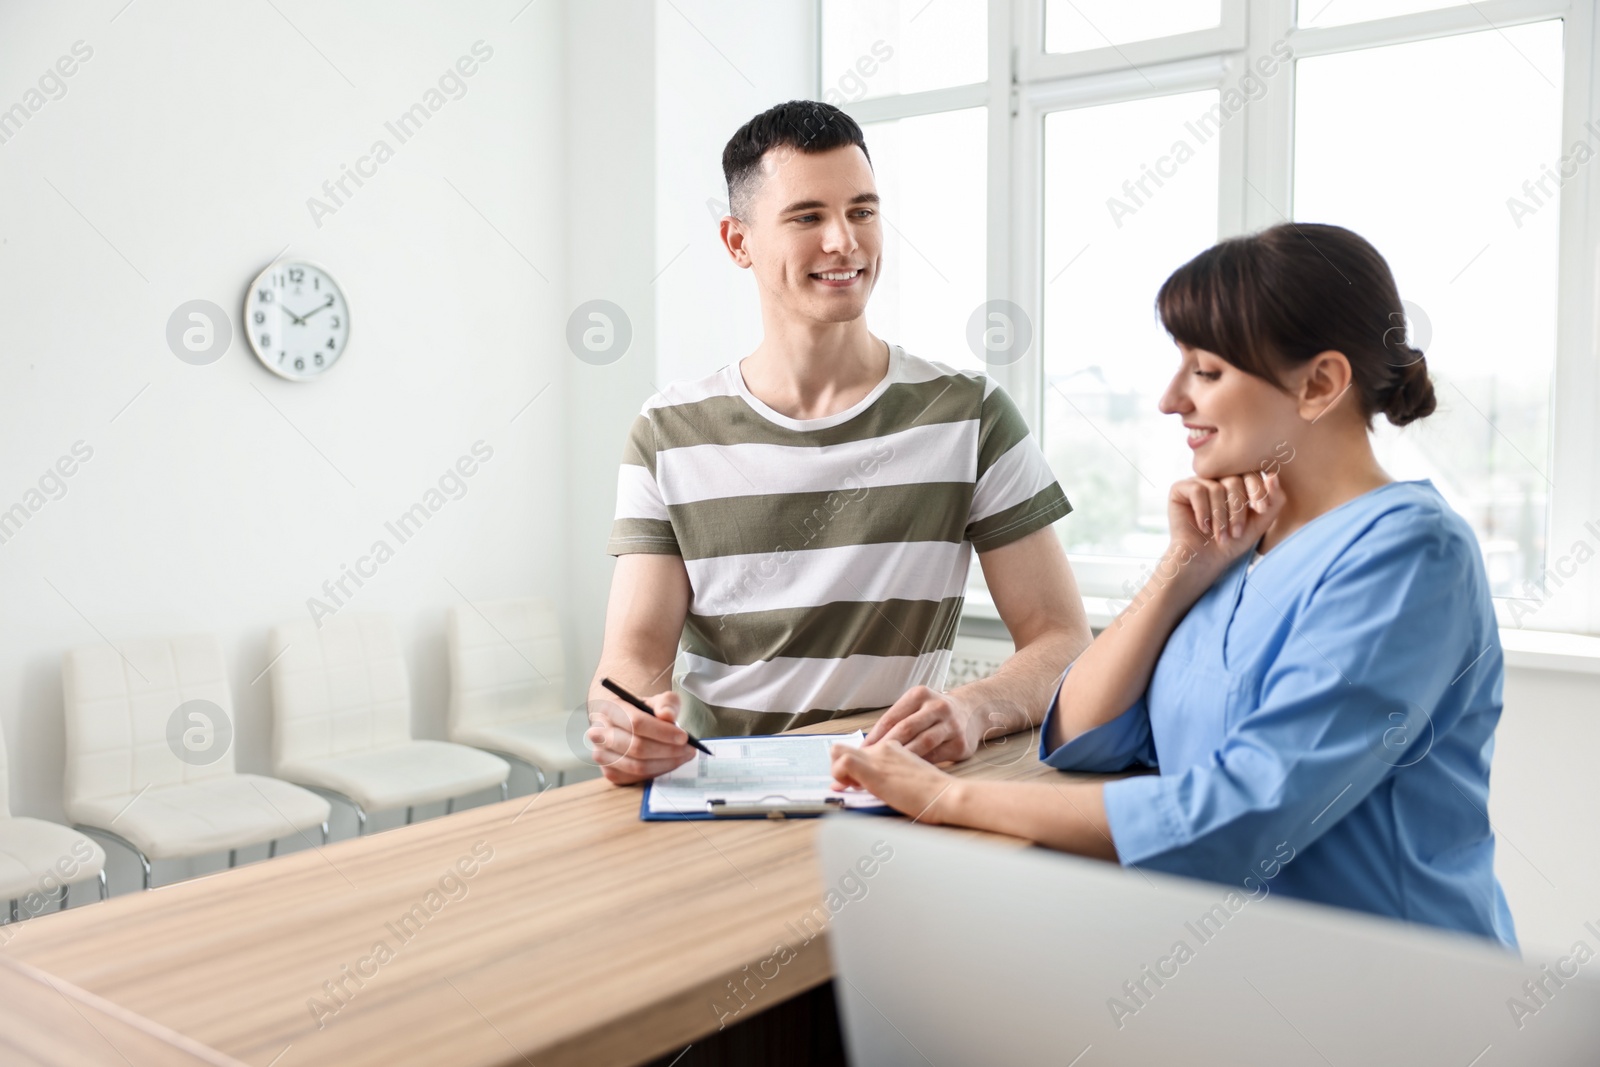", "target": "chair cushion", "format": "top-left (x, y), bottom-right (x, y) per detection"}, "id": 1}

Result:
top-left (0, 818), bottom-right (106, 900)
top-left (453, 717), bottom-right (590, 774)
top-left (277, 740), bottom-right (509, 813)
top-left (68, 774), bottom-right (332, 861)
